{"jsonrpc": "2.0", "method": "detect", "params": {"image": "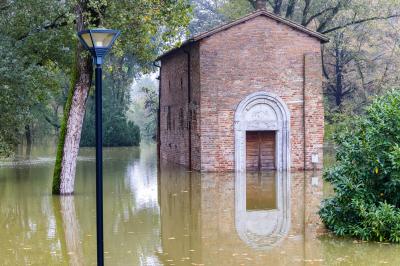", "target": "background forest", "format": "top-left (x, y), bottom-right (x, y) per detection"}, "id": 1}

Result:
top-left (1, 0), bottom-right (400, 157)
